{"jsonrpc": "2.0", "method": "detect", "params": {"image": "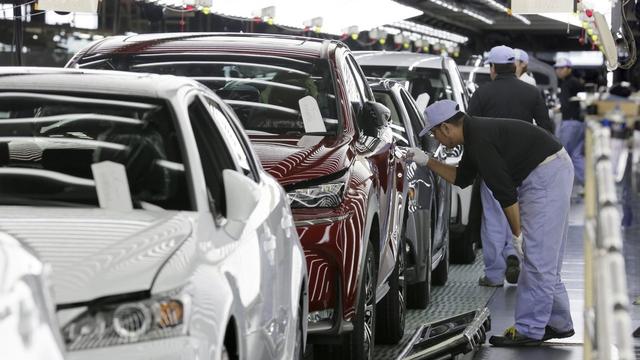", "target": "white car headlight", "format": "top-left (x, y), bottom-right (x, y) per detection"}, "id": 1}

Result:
top-left (287, 181), bottom-right (345, 208)
top-left (62, 291), bottom-right (189, 351)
